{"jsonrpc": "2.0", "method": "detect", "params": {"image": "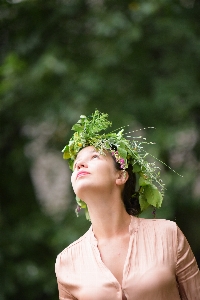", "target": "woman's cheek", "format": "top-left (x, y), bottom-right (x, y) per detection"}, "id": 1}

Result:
top-left (71, 172), bottom-right (75, 185)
